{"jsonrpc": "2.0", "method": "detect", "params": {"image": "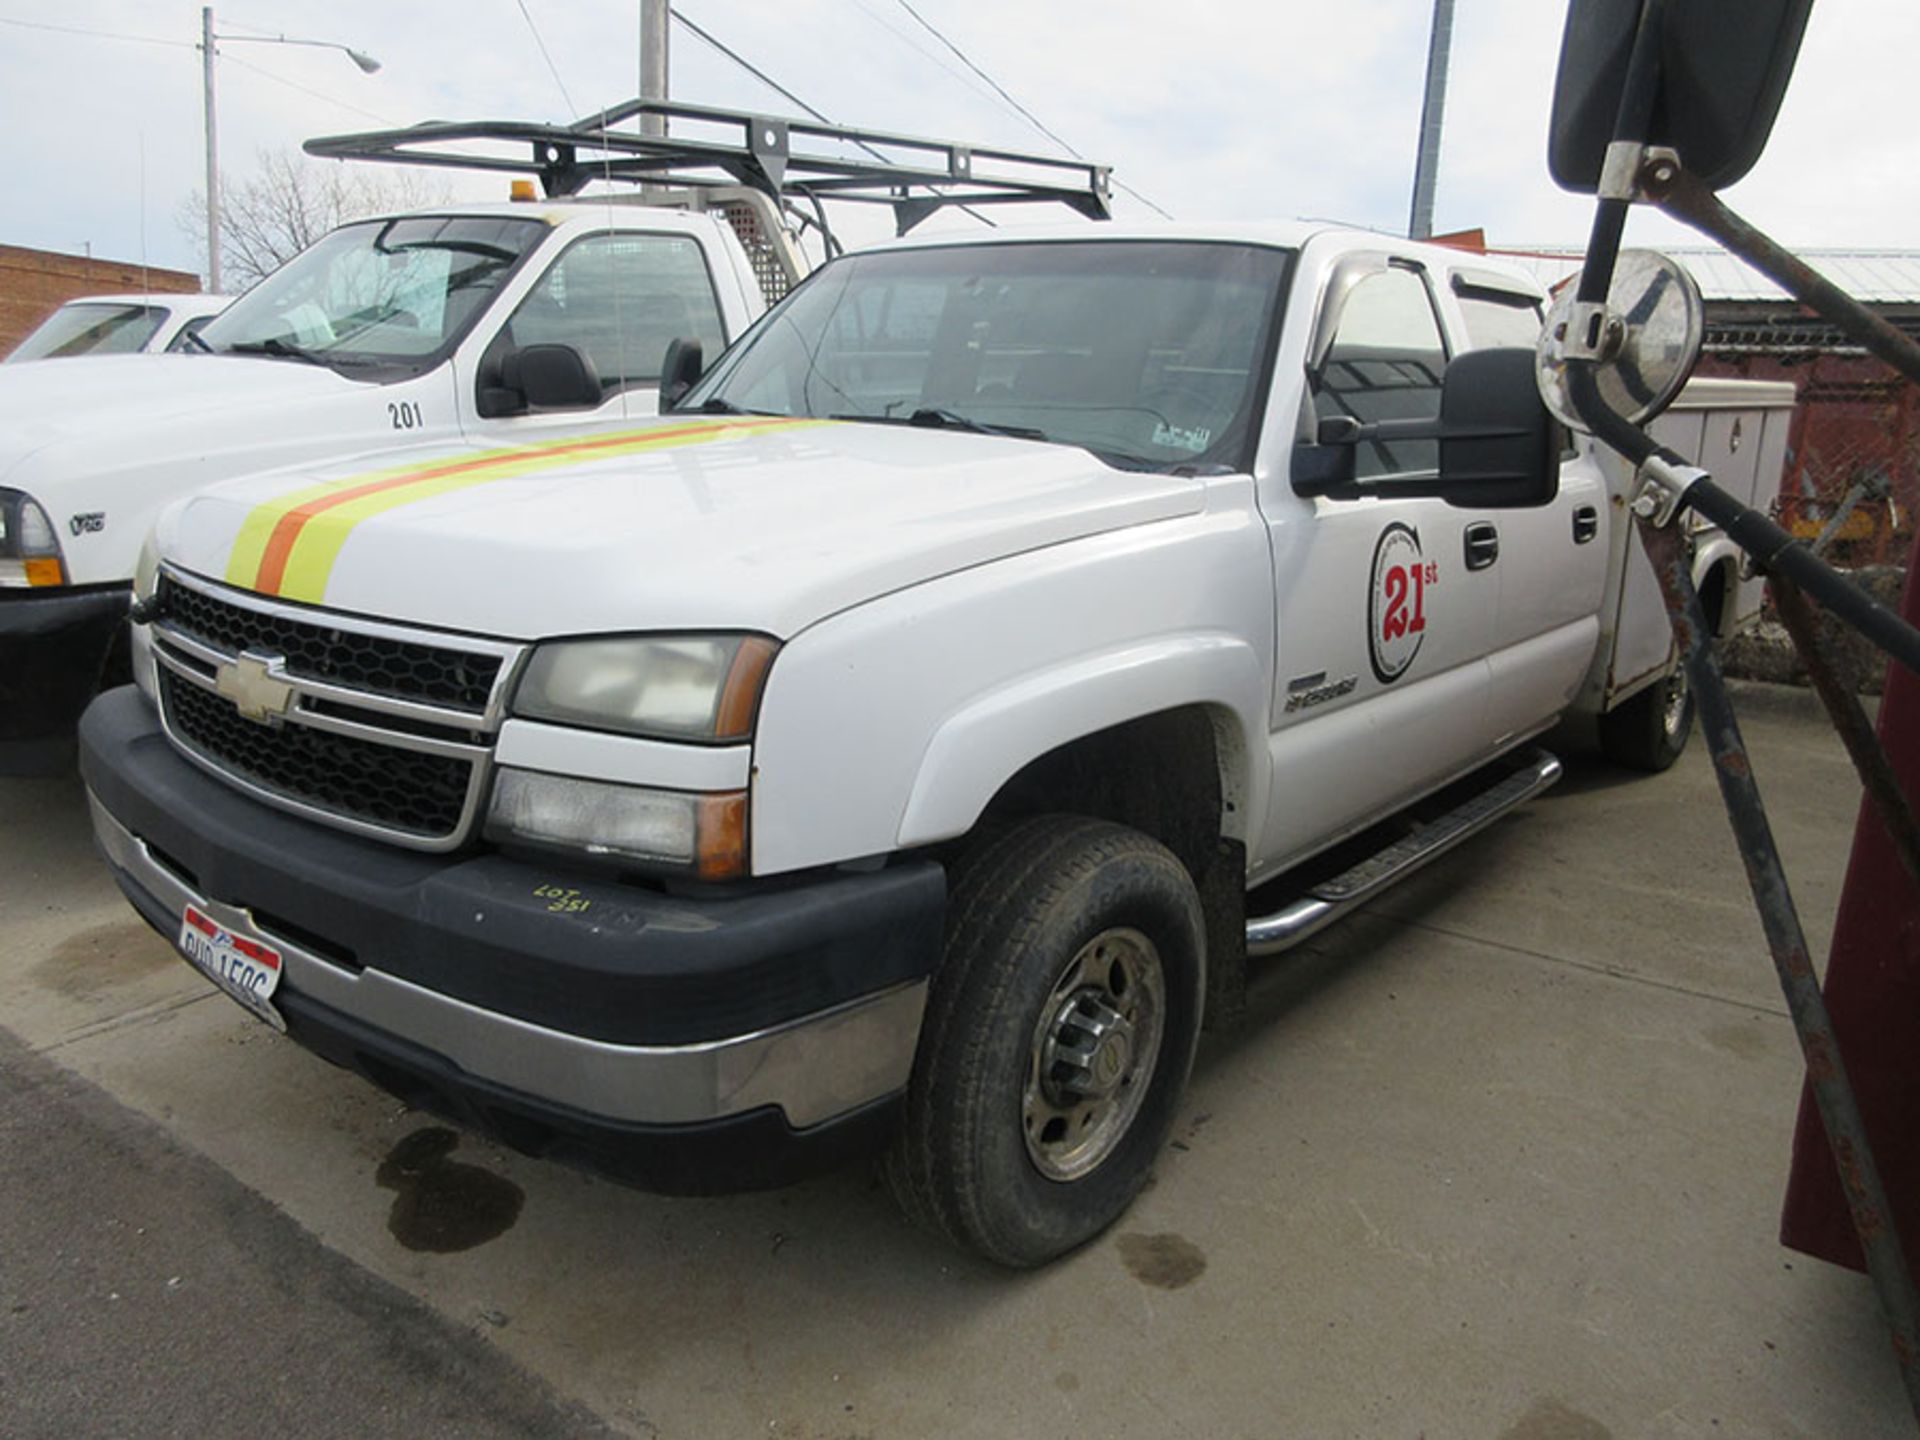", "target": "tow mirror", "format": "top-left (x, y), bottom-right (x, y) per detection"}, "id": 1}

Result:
top-left (501, 343), bottom-right (603, 410)
top-left (1537, 249), bottom-right (1703, 433)
top-left (659, 337), bottom-right (705, 412)
top-left (1549, 0), bottom-right (1813, 193)
top-left (1294, 348), bottom-right (1558, 508)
